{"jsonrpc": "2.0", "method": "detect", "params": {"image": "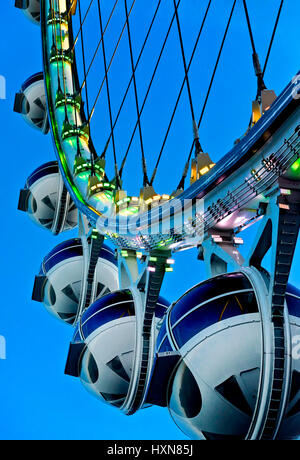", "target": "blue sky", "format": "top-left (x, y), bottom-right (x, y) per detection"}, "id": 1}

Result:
top-left (0, 0), bottom-right (299, 440)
